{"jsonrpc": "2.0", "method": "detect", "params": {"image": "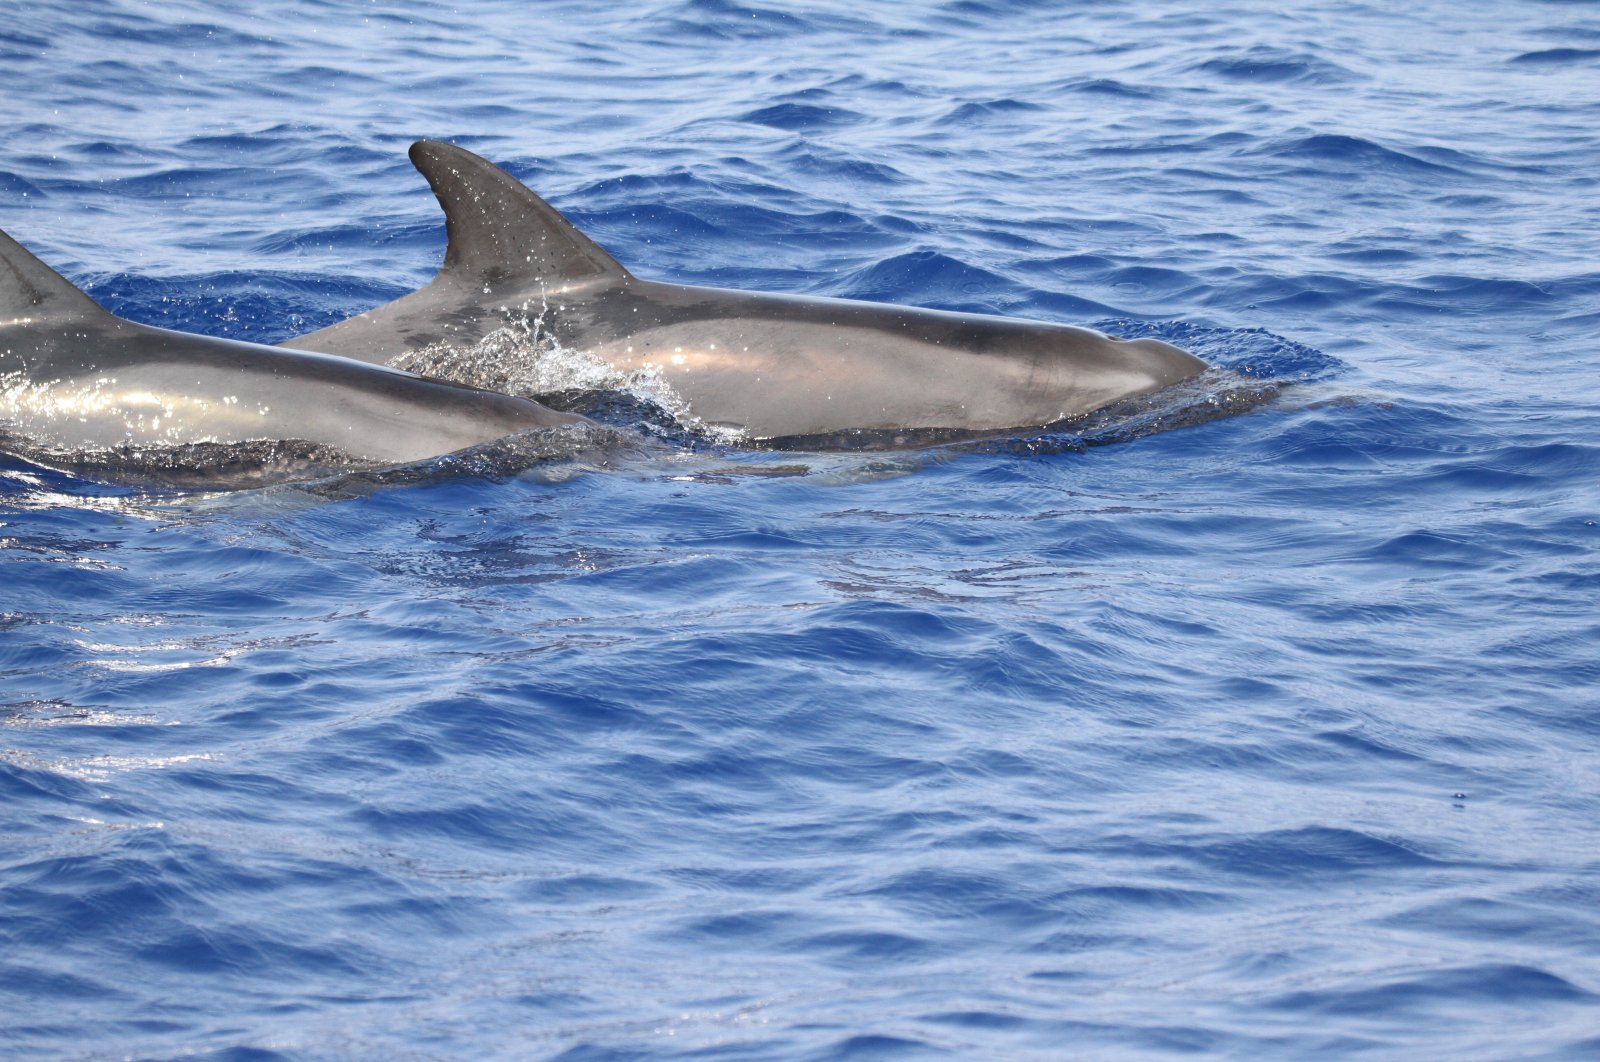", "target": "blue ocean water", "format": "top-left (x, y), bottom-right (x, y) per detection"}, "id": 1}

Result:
top-left (3, 0), bottom-right (1599, 1057)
